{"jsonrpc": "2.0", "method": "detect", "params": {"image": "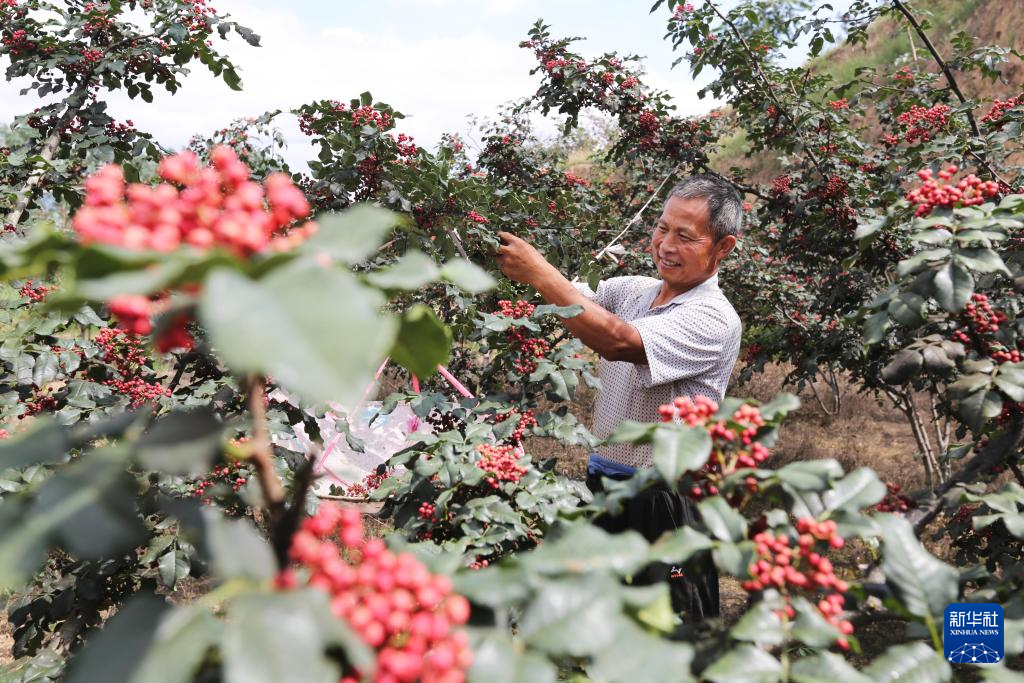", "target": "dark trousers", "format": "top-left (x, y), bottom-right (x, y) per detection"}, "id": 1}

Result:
top-left (586, 472), bottom-right (720, 623)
